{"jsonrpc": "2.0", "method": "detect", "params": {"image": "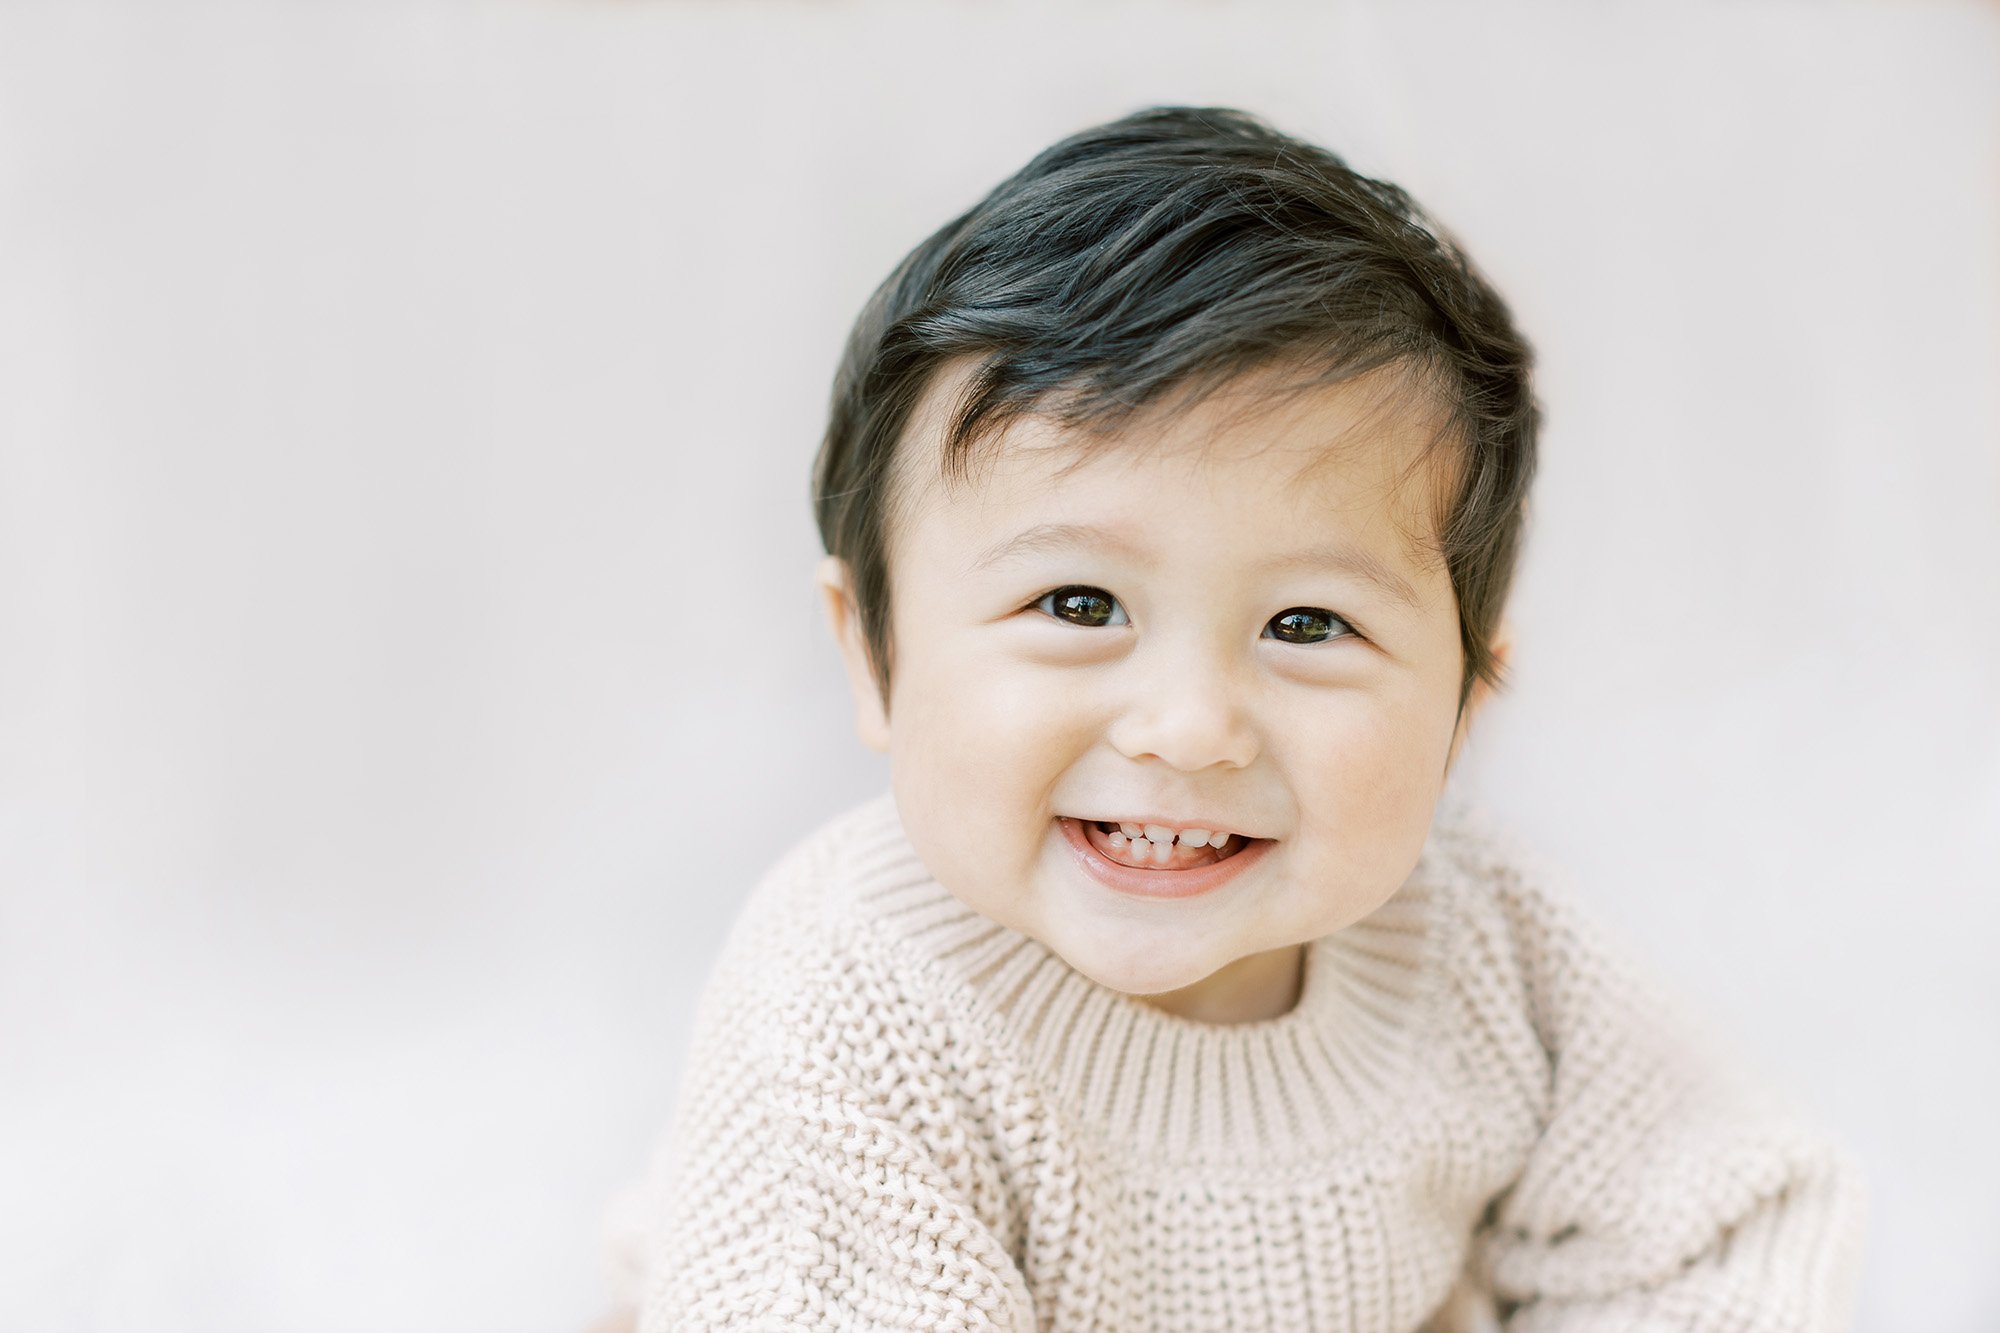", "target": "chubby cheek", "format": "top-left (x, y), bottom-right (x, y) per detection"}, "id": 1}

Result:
top-left (1287, 693), bottom-right (1455, 870)
top-left (885, 652), bottom-right (1084, 908)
